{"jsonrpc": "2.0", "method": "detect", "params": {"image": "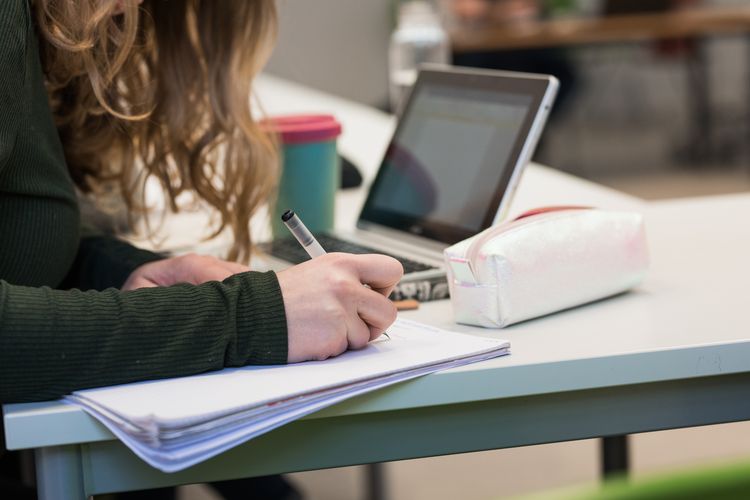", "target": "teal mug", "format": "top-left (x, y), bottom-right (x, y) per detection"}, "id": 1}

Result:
top-left (265, 115), bottom-right (342, 238)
